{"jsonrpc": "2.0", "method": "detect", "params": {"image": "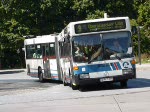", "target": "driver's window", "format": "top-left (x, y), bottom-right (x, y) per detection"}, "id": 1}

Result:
top-left (45, 44), bottom-right (49, 56)
top-left (42, 44), bottom-right (49, 57)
